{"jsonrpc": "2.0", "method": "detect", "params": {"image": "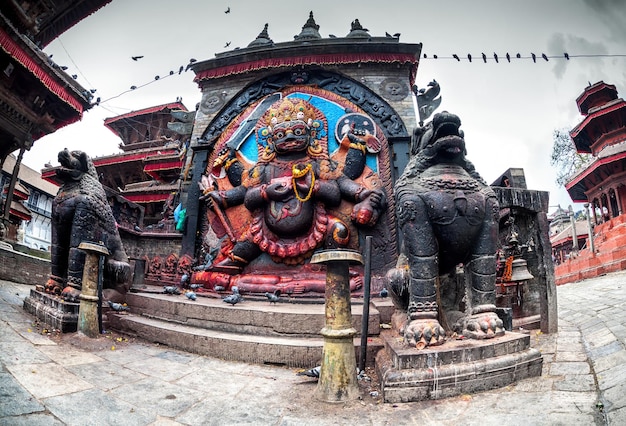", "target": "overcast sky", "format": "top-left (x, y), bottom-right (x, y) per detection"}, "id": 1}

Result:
top-left (21, 0), bottom-right (626, 214)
